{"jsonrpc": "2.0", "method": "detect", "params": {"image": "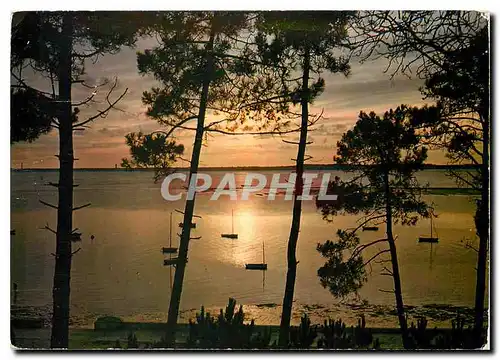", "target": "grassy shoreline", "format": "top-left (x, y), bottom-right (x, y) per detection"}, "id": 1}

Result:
top-left (9, 323), bottom-right (440, 350)
top-left (14, 324), bottom-right (487, 350)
